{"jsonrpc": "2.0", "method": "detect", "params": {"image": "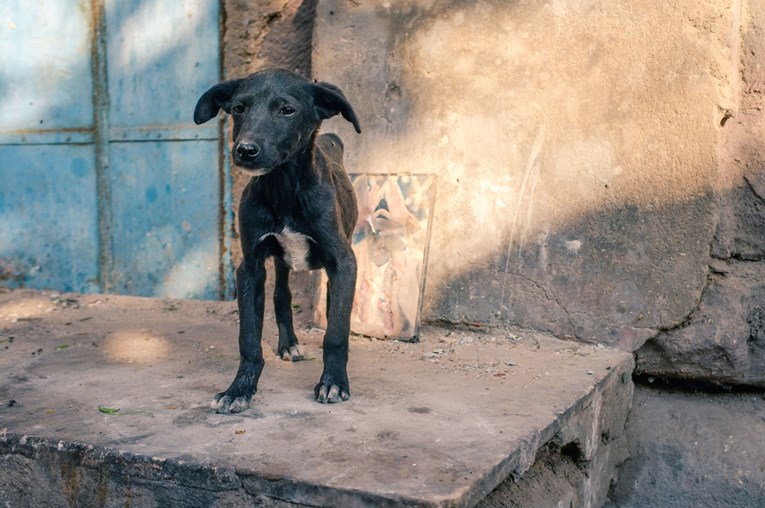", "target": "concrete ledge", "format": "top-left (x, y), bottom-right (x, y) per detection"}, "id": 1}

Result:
top-left (0, 290), bottom-right (633, 506)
